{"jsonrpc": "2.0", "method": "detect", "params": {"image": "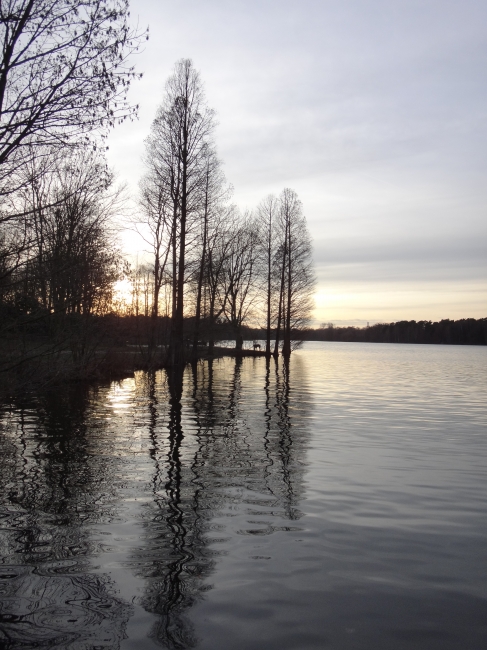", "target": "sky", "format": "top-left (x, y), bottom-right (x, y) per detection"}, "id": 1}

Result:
top-left (106, 0), bottom-right (487, 326)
